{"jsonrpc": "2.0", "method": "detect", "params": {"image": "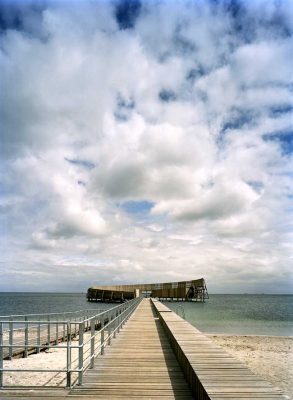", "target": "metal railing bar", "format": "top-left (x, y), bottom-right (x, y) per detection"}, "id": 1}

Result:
top-left (2, 320), bottom-right (84, 324)
top-left (0, 365), bottom-right (93, 373)
top-left (3, 324), bottom-right (49, 332)
top-left (1, 344), bottom-right (74, 349)
top-left (0, 368), bottom-right (69, 373)
top-left (3, 313), bottom-right (125, 326)
top-left (2, 325), bottom-right (129, 350)
top-left (0, 309), bottom-right (105, 319)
